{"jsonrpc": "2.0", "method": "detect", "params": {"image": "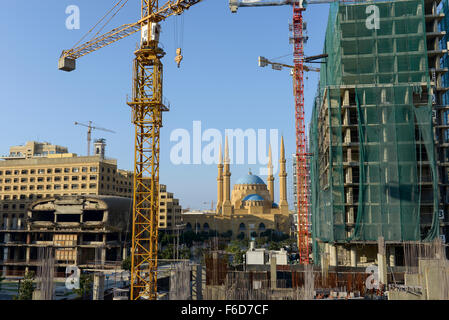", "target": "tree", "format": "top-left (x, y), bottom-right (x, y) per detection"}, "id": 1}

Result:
top-left (237, 232), bottom-right (245, 241)
top-left (14, 271), bottom-right (35, 300)
top-left (121, 256), bottom-right (131, 271)
top-left (250, 231), bottom-right (258, 238)
top-left (74, 273), bottom-right (93, 300)
top-left (226, 240), bottom-right (245, 266)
